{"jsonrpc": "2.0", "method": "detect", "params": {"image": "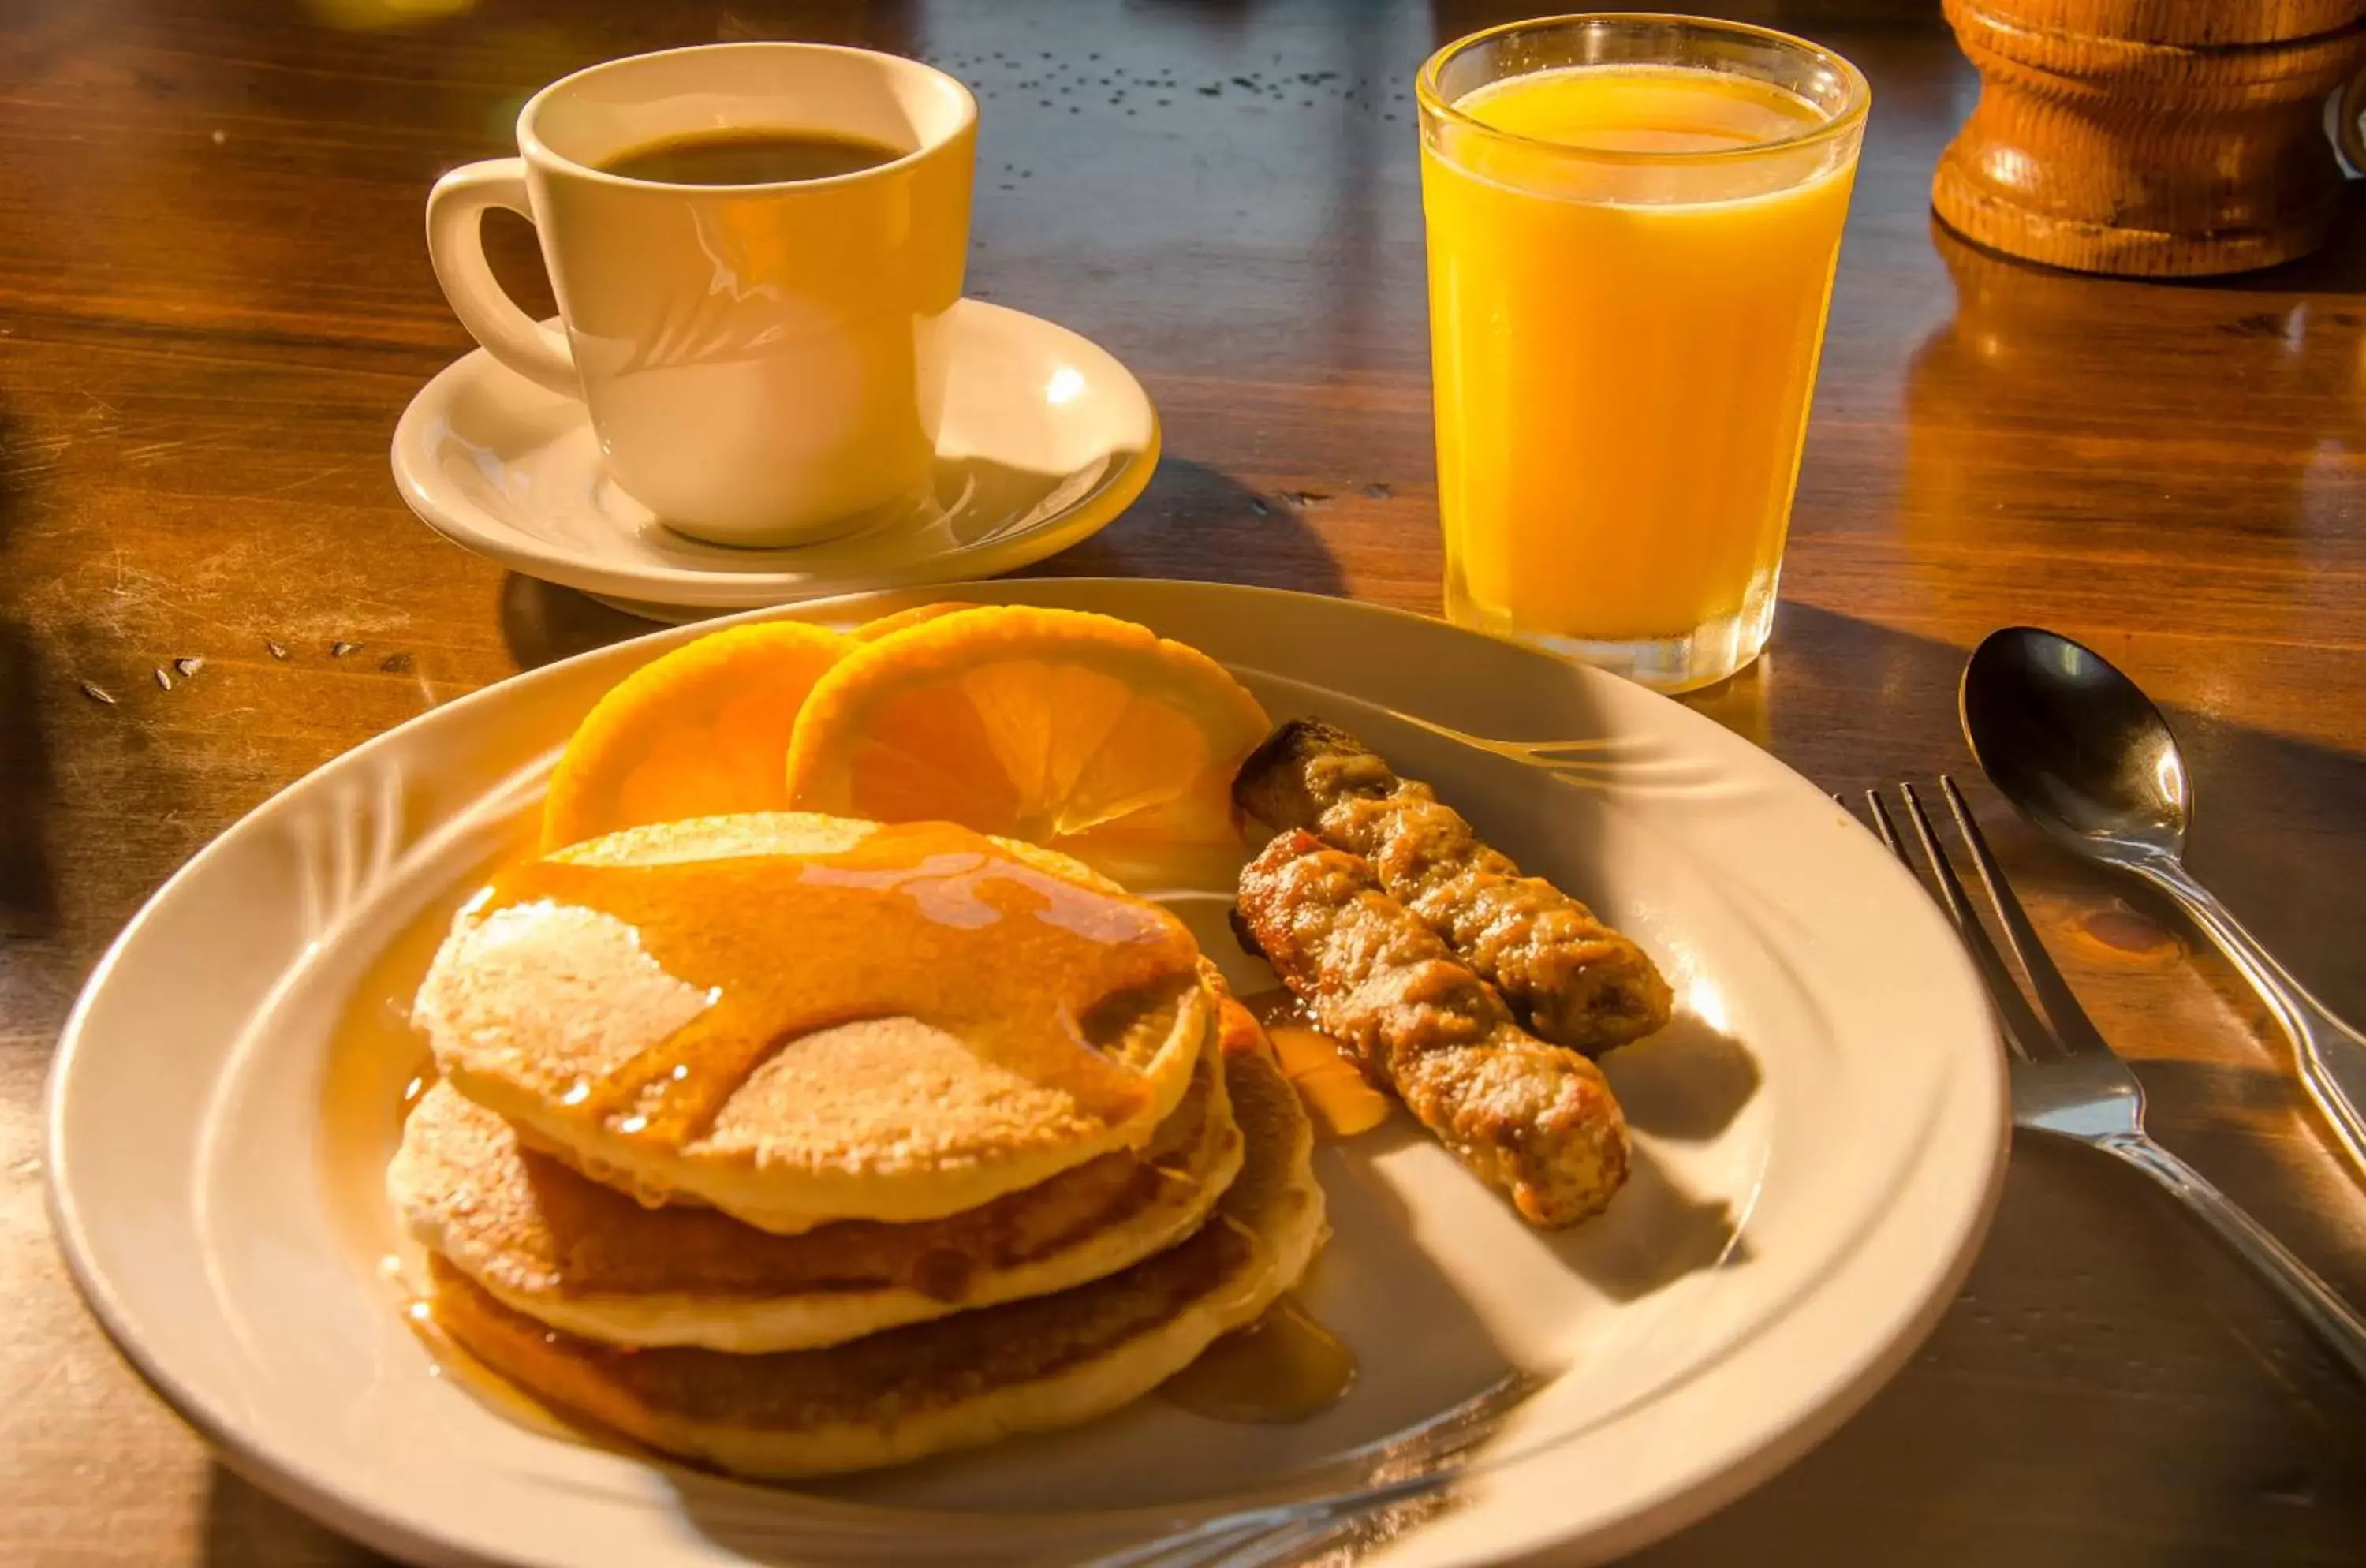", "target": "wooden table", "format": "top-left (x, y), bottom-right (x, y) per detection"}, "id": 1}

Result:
top-left (5, 0), bottom-right (2364, 1561)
